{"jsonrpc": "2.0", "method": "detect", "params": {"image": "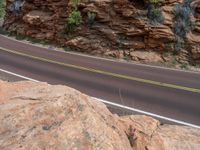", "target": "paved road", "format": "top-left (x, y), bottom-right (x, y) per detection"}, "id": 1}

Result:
top-left (0, 69), bottom-right (25, 82)
top-left (0, 35), bottom-right (200, 126)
